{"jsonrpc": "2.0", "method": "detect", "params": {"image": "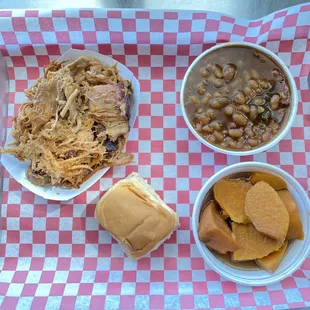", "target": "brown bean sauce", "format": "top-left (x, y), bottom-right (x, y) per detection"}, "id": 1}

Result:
top-left (184, 47), bottom-right (291, 151)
